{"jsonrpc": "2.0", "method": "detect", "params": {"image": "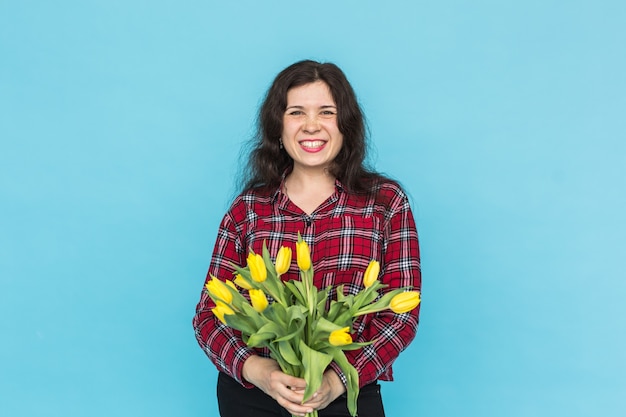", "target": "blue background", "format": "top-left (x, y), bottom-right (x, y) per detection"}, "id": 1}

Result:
top-left (1, 1), bottom-right (625, 416)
